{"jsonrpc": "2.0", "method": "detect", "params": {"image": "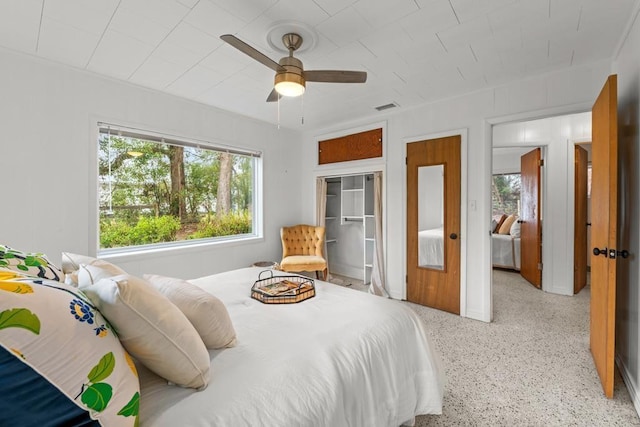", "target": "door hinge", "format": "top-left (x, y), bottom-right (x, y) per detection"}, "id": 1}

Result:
top-left (405, 274), bottom-right (408, 283)
top-left (405, 157), bottom-right (407, 165)
top-left (537, 263), bottom-right (543, 271)
top-left (539, 159), bottom-right (544, 167)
